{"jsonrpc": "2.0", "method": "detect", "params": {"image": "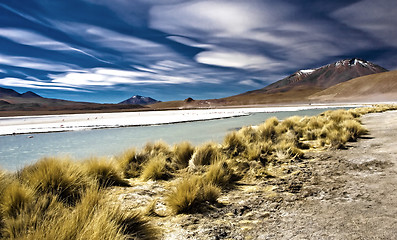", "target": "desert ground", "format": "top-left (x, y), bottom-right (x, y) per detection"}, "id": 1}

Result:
top-left (106, 110), bottom-right (397, 239)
